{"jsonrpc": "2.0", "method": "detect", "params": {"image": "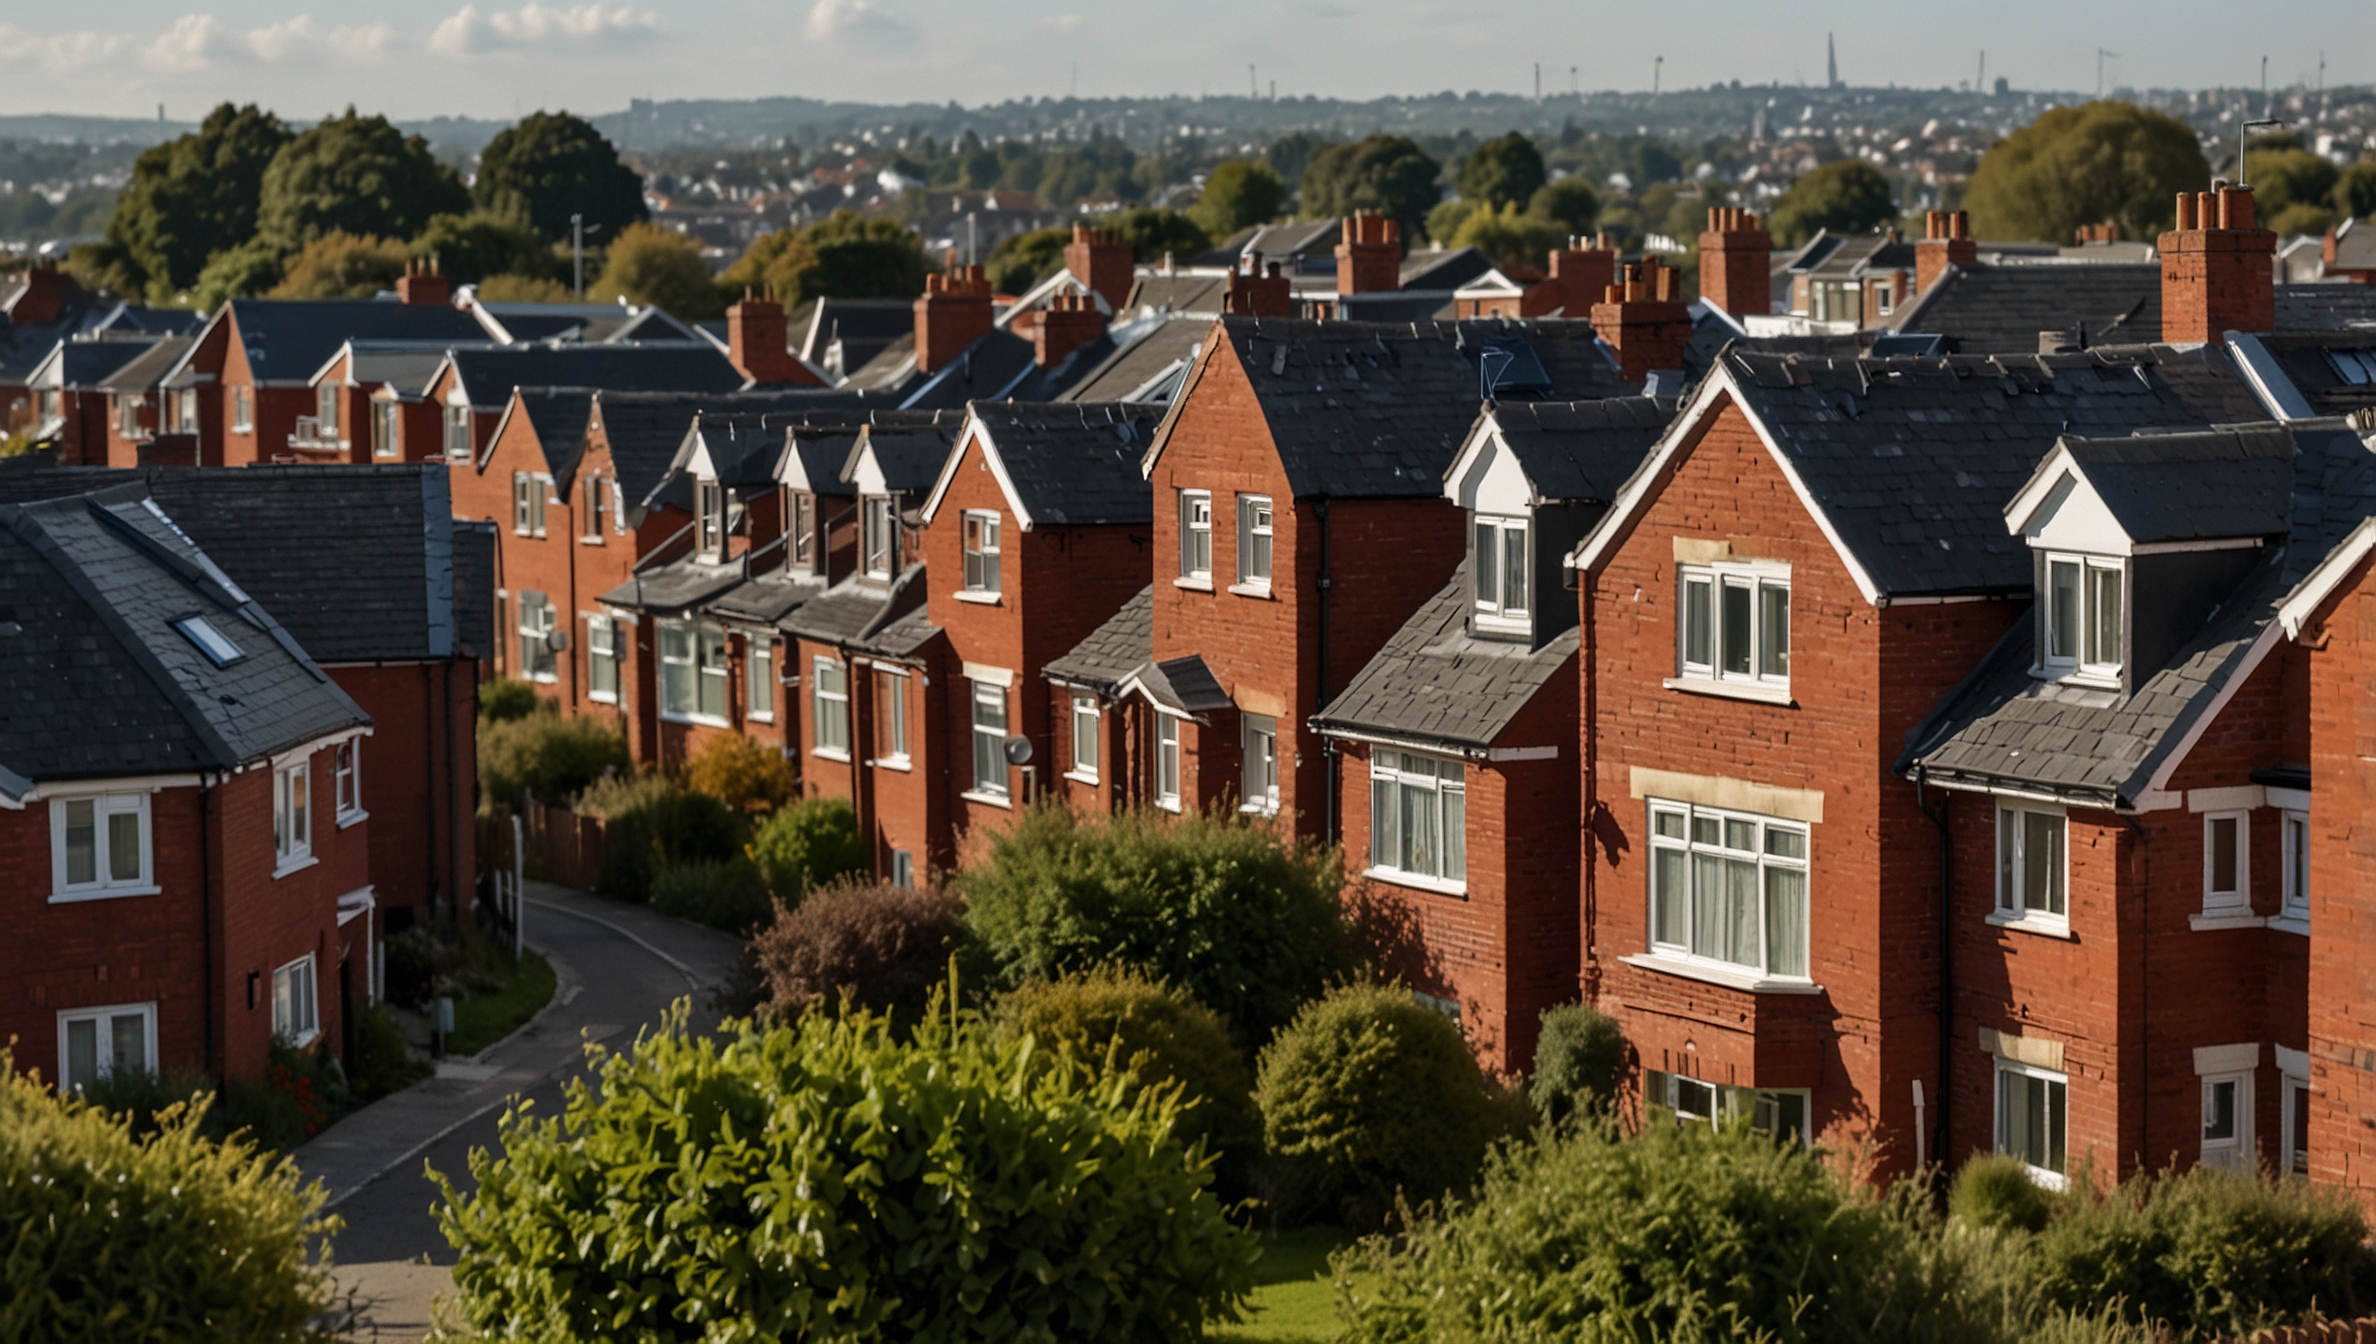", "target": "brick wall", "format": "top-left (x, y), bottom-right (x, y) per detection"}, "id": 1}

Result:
top-left (2304, 556), bottom-right (2376, 1201)
top-left (327, 661), bottom-right (479, 922)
